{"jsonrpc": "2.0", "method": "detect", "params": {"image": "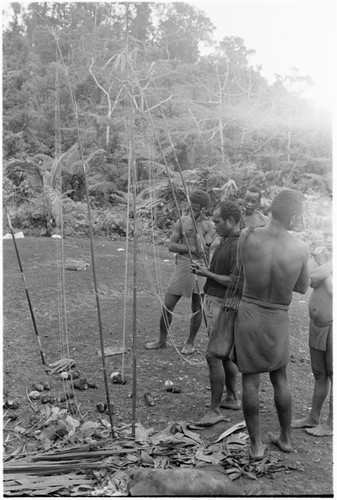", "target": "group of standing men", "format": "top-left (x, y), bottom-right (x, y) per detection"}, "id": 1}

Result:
top-left (145, 186), bottom-right (332, 460)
